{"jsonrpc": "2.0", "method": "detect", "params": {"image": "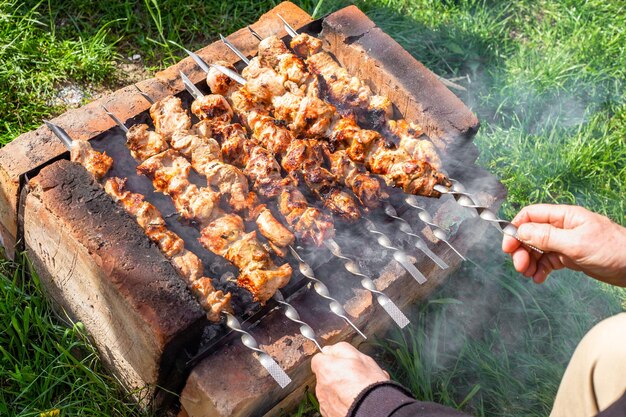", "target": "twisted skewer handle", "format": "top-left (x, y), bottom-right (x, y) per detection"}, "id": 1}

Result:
top-left (224, 312), bottom-right (292, 388)
top-left (289, 246), bottom-right (367, 339)
top-left (273, 291), bottom-right (322, 351)
top-left (434, 181), bottom-right (544, 254)
top-left (363, 219), bottom-right (428, 284)
top-left (404, 195), bottom-right (466, 261)
top-left (383, 204), bottom-right (449, 269)
top-left (325, 239), bottom-right (409, 329)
